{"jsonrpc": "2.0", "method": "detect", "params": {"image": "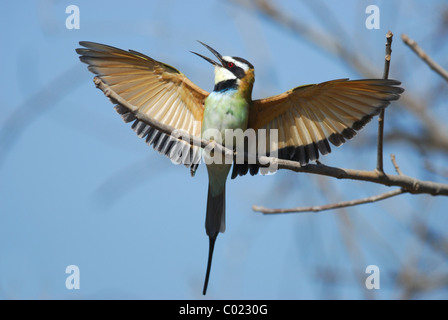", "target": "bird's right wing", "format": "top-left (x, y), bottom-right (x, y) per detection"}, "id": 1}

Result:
top-left (76, 41), bottom-right (209, 175)
top-left (232, 78), bottom-right (404, 178)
